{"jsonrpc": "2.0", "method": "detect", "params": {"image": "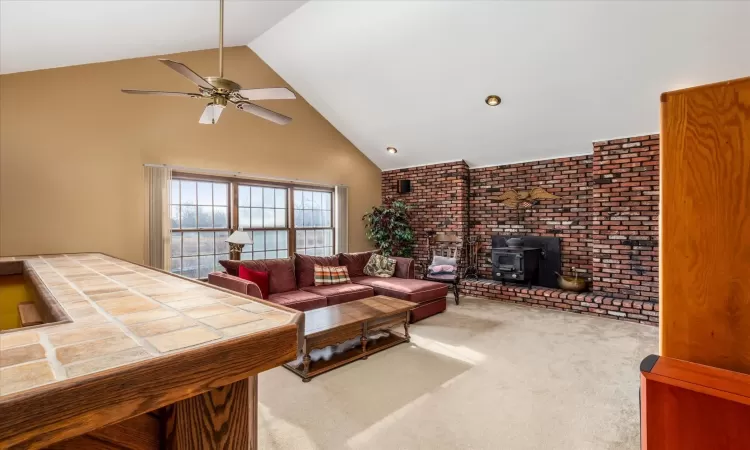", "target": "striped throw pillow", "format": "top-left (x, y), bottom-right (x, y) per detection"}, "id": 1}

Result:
top-left (313, 265), bottom-right (351, 286)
